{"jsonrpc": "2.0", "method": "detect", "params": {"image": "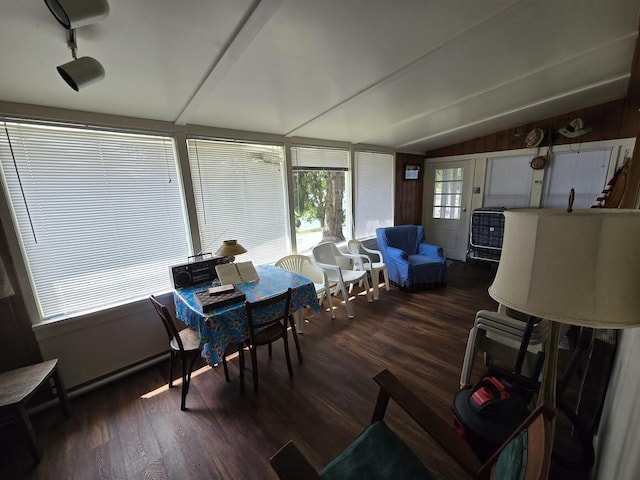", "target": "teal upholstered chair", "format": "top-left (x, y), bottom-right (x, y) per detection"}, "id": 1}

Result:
top-left (270, 369), bottom-right (555, 480)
